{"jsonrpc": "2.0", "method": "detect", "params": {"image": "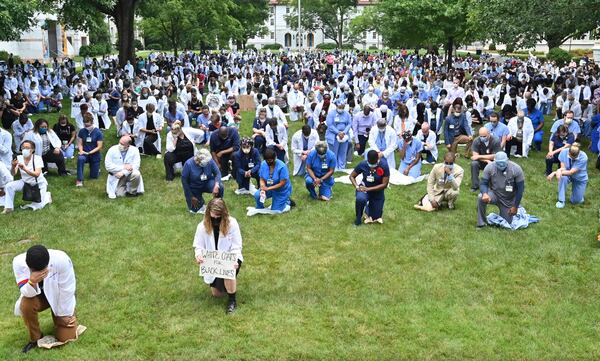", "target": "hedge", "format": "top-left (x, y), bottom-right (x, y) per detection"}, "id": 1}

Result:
top-left (262, 43), bottom-right (282, 50)
top-left (547, 47), bottom-right (572, 66)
